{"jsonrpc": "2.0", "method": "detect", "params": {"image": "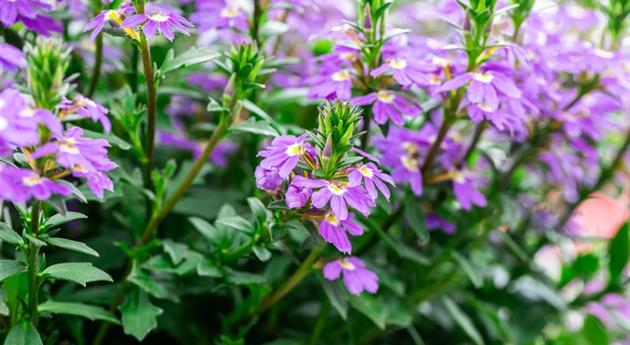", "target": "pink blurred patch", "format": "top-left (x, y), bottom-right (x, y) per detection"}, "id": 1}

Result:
top-left (572, 192), bottom-right (629, 239)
